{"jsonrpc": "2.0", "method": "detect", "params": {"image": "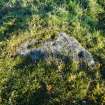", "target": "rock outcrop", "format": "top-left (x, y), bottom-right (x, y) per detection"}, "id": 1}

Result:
top-left (16, 32), bottom-right (95, 68)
